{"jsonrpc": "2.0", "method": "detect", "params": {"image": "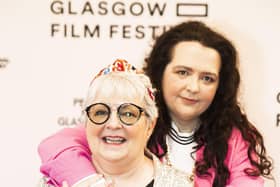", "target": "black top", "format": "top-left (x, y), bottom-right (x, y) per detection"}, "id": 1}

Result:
top-left (146, 179), bottom-right (154, 187)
